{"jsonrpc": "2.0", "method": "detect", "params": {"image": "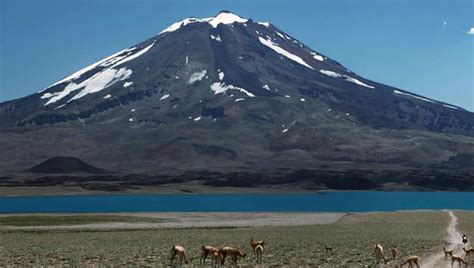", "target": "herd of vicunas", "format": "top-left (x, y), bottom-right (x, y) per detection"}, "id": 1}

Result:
top-left (169, 239), bottom-right (474, 267)
top-left (170, 239), bottom-right (264, 266)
